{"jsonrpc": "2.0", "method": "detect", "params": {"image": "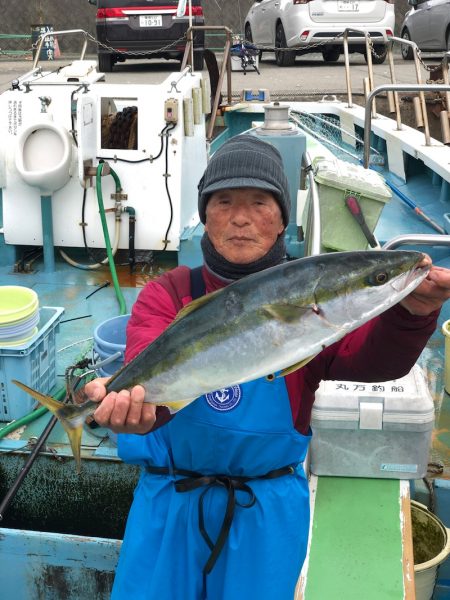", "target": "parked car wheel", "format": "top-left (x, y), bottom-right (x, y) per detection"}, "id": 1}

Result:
top-left (401, 29), bottom-right (414, 61)
top-left (322, 48), bottom-right (340, 63)
top-left (245, 23), bottom-right (262, 61)
top-left (365, 43), bottom-right (387, 65)
top-left (275, 23), bottom-right (295, 67)
top-left (98, 53), bottom-right (114, 73)
top-left (193, 50), bottom-right (204, 71)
